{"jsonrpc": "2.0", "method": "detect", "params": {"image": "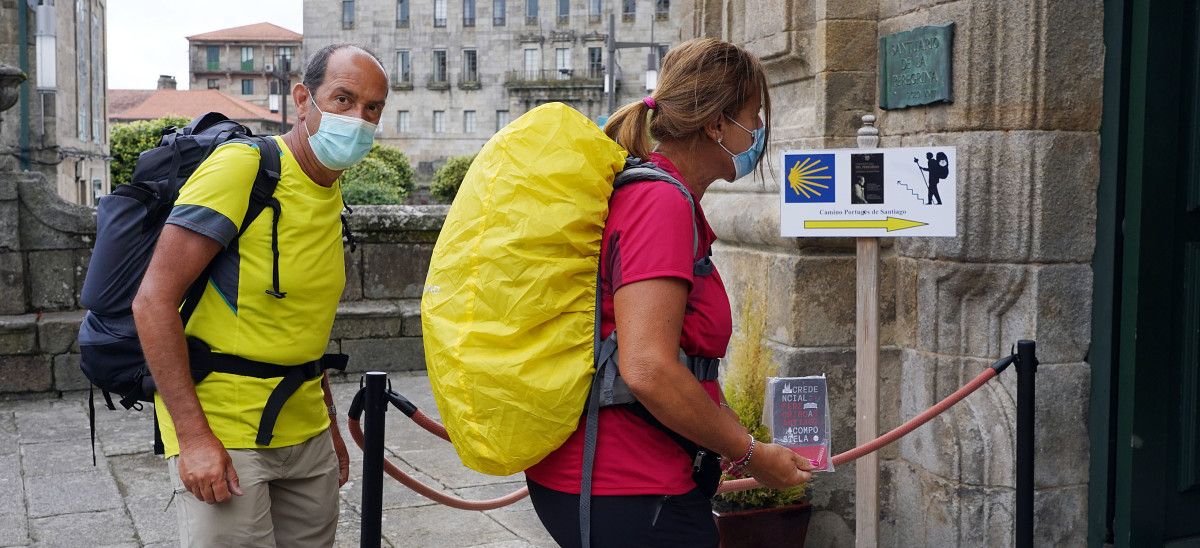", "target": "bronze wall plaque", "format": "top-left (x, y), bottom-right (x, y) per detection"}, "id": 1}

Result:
top-left (879, 23), bottom-right (954, 110)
